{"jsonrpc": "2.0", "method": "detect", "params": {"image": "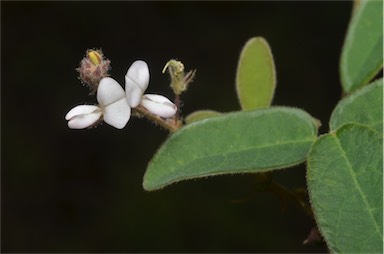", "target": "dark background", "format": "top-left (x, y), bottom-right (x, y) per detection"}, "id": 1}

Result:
top-left (2, 1), bottom-right (351, 252)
